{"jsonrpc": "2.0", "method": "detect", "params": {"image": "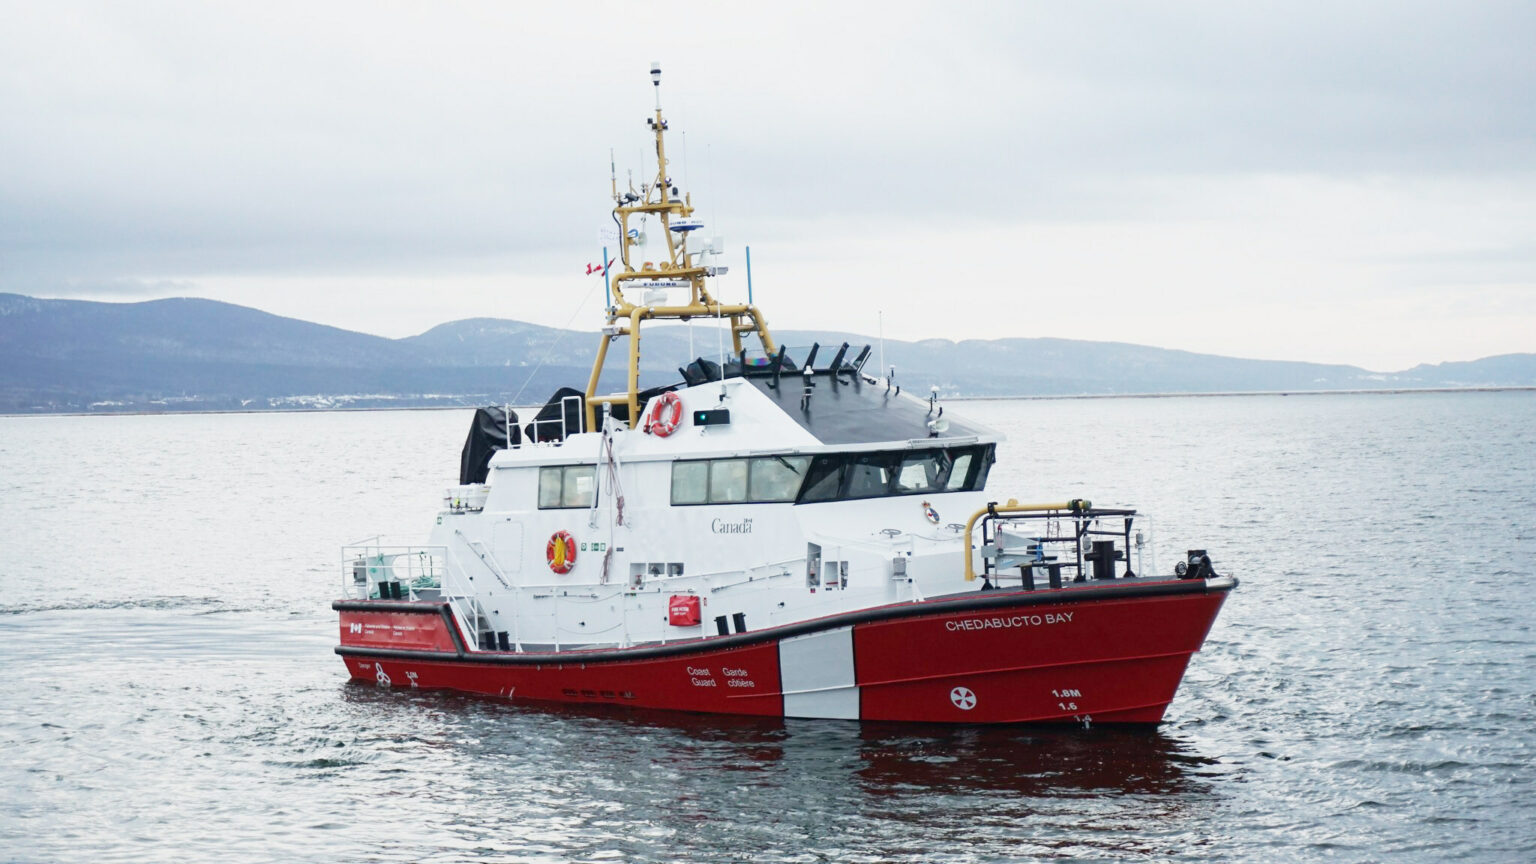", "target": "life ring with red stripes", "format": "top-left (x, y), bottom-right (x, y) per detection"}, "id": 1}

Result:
top-left (645, 391), bottom-right (683, 437)
top-left (546, 531), bottom-right (577, 574)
